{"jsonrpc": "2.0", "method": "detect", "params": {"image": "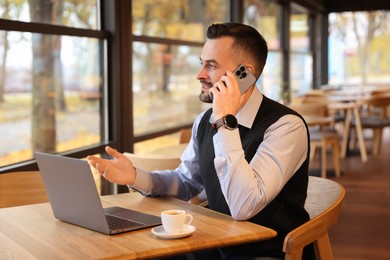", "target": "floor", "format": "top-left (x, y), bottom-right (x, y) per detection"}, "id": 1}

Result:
top-left (310, 128), bottom-right (390, 260)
